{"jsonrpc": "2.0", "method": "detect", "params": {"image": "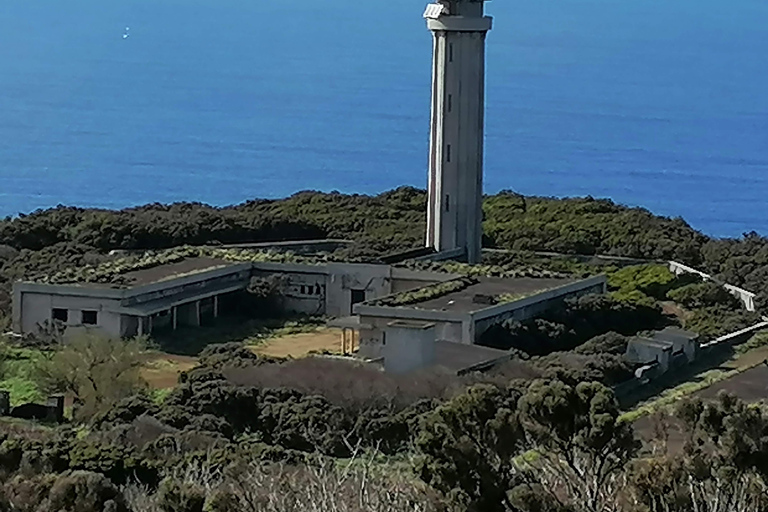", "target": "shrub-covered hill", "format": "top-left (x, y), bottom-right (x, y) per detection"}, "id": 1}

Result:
top-left (3, 187), bottom-right (768, 321)
top-left (0, 188), bottom-right (707, 257)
